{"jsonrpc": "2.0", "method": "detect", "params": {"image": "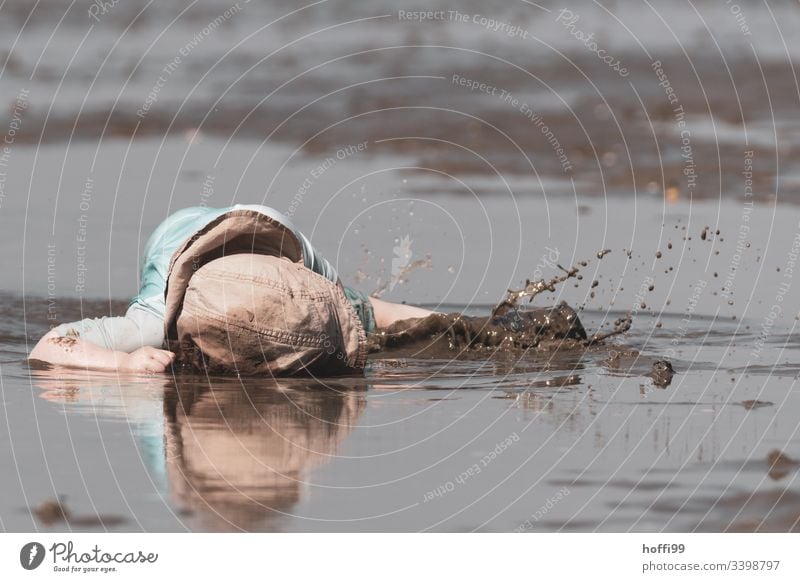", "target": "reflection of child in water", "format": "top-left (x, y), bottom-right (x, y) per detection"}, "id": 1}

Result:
top-left (29, 205), bottom-right (434, 374)
top-left (164, 381), bottom-right (365, 531)
top-left (32, 371), bottom-right (365, 531)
